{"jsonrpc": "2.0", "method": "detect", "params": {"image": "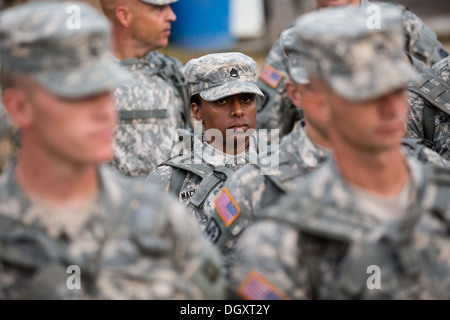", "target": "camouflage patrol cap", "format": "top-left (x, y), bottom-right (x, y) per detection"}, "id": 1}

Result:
top-left (139, 0), bottom-right (178, 5)
top-left (184, 52), bottom-right (264, 101)
top-left (280, 26), bottom-right (309, 85)
top-left (286, 5), bottom-right (418, 102)
top-left (0, 1), bottom-right (128, 99)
